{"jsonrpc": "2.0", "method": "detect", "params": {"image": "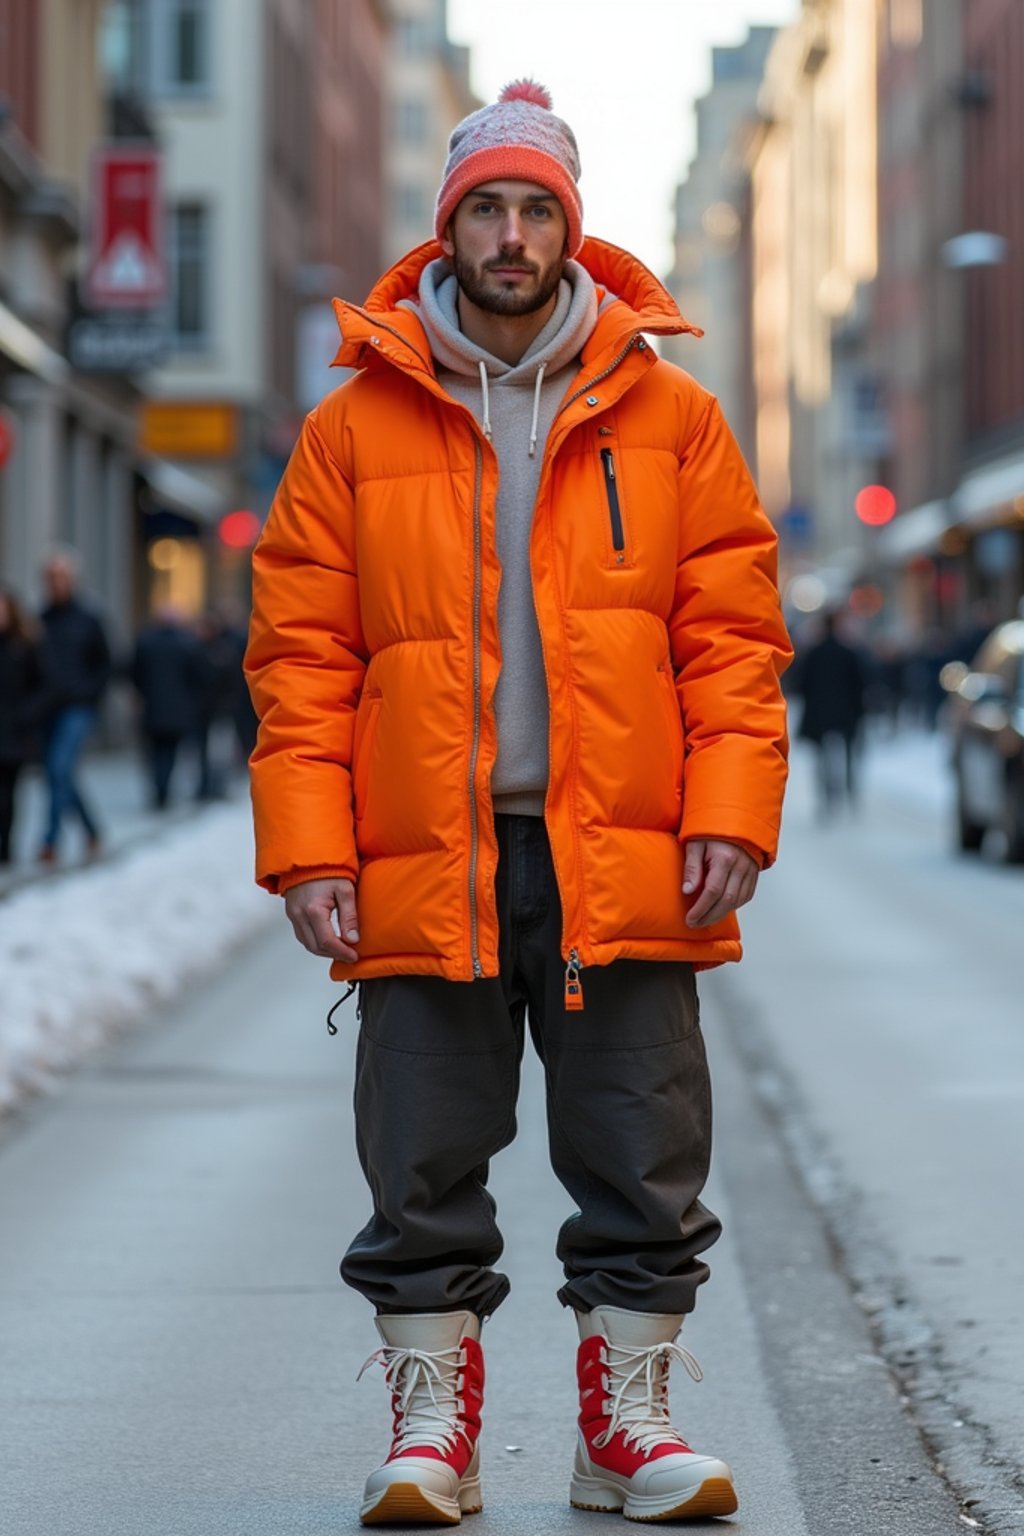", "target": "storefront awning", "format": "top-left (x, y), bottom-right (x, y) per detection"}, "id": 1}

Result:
top-left (140, 457), bottom-right (226, 525)
top-left (953, 451), bottom-right (1024, 527)
top-left (0, 299), bottom-right (69, 384)
top-left (875, 500), bottom-right (954, 561)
